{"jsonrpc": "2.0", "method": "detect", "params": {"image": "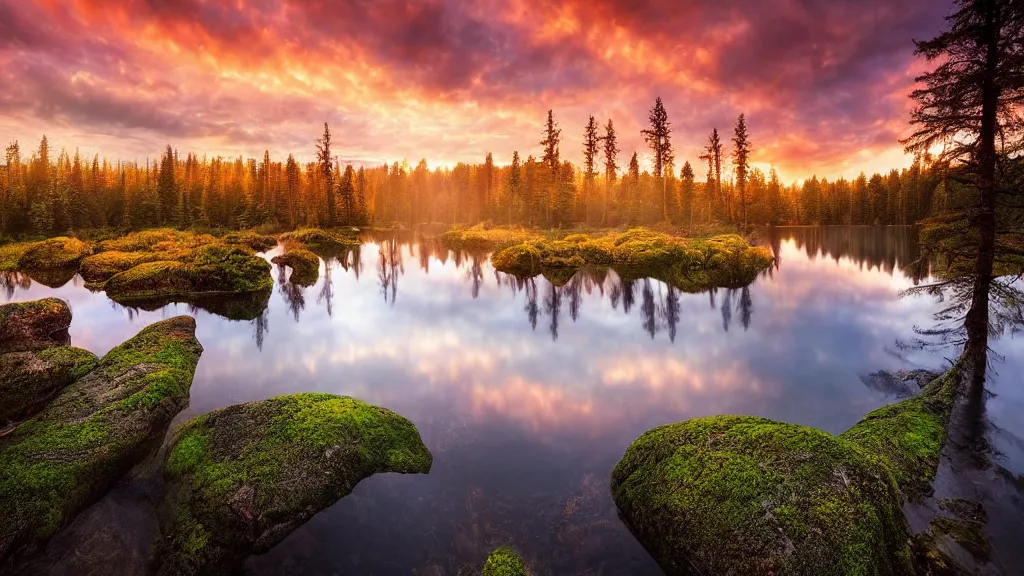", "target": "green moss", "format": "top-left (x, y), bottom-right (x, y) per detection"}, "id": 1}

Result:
top-left (159, 393), bottom-right (432, 575)
top-left (0, 316), bottom-right (202, 565)
top-left (441, 225), bottom-right (542, 252)
top-left (278, 229), bottom-right (359, 258)
top-left (95, 229), bottom-right (215, 254)
top-left (15, 237), bottom-right (93, 270)
top-left (0, 347), bottom-right (99, 423)
top-left (839, 369), bottom-right (959, 499)
top-left (612, 364), bottom-right (964, 575)
top-left (220, 231), bottom-right (277, 252)
top-left (80, 251), bottom-right (158, 283)
top-left (0, 243), bottom-right (29, 271)
top-left (482, 547), bottom-right (529, 576)
top-left (103, 244), bottom-right (271, 304)
top-left (489, 228), bottom-right (773, 292)
top-left (611, 416), bottom-right (911, 576)
top-left (271, 248), bottom-right (320, 286)
top-left (0, 298), bottom-right (72, 353)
